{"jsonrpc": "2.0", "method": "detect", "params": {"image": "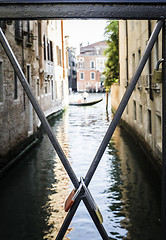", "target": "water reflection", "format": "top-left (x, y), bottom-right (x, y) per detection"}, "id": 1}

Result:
top-left (66, 94), bottom-right (161, 240)
top-left (106, 128), bottom-right (161, 240)
top-left (42, 113), bottom-right (71, 240)
top-left (0, 93), bottom-right (161, 240)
